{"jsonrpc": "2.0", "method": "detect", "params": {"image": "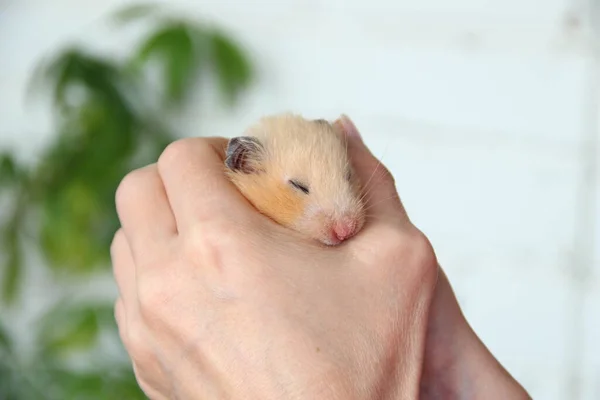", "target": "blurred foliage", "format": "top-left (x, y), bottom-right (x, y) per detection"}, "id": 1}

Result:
top-left (0, 305), bottom-right (146, 400)
top-left (0, 2), bottom-right (254, 398)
